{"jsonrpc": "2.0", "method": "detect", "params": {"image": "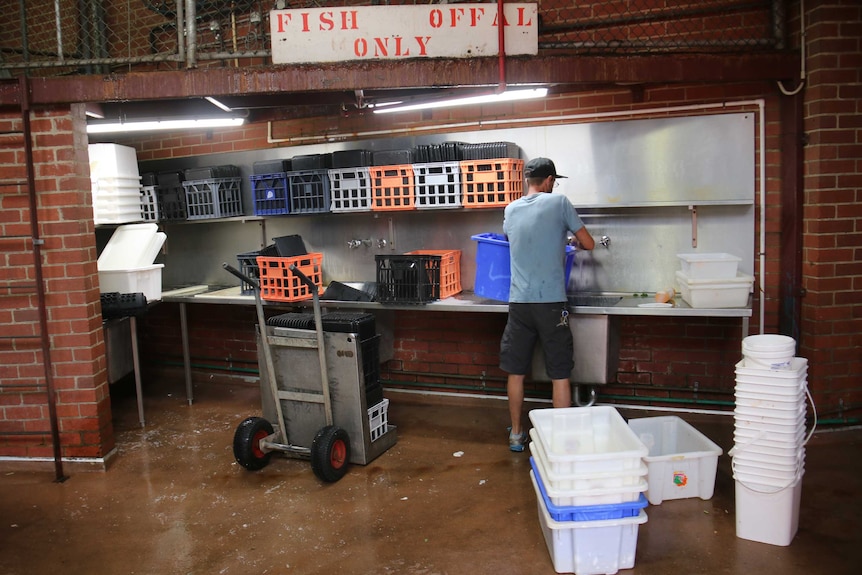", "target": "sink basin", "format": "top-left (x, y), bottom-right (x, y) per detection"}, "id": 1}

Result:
top-left (568, 294), bottom-right (623, 307)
